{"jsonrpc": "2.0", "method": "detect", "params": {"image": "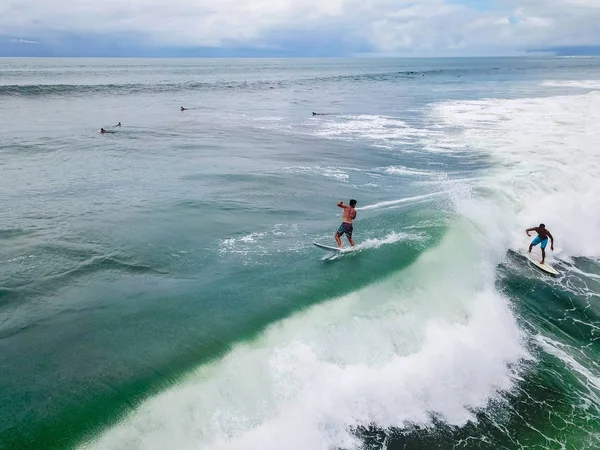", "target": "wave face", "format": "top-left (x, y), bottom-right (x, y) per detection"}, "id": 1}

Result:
top-left (1, 58), bottom-right (599, 450)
